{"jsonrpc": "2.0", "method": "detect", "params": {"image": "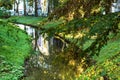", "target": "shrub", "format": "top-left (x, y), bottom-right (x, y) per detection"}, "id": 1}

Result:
top-left (0, 7), bottom-right (11, 18)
